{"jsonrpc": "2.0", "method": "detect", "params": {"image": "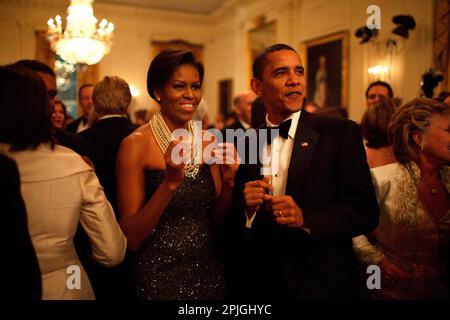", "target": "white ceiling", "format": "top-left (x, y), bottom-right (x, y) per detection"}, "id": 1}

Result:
top-left (96, 0), bottom-right (228, 15)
